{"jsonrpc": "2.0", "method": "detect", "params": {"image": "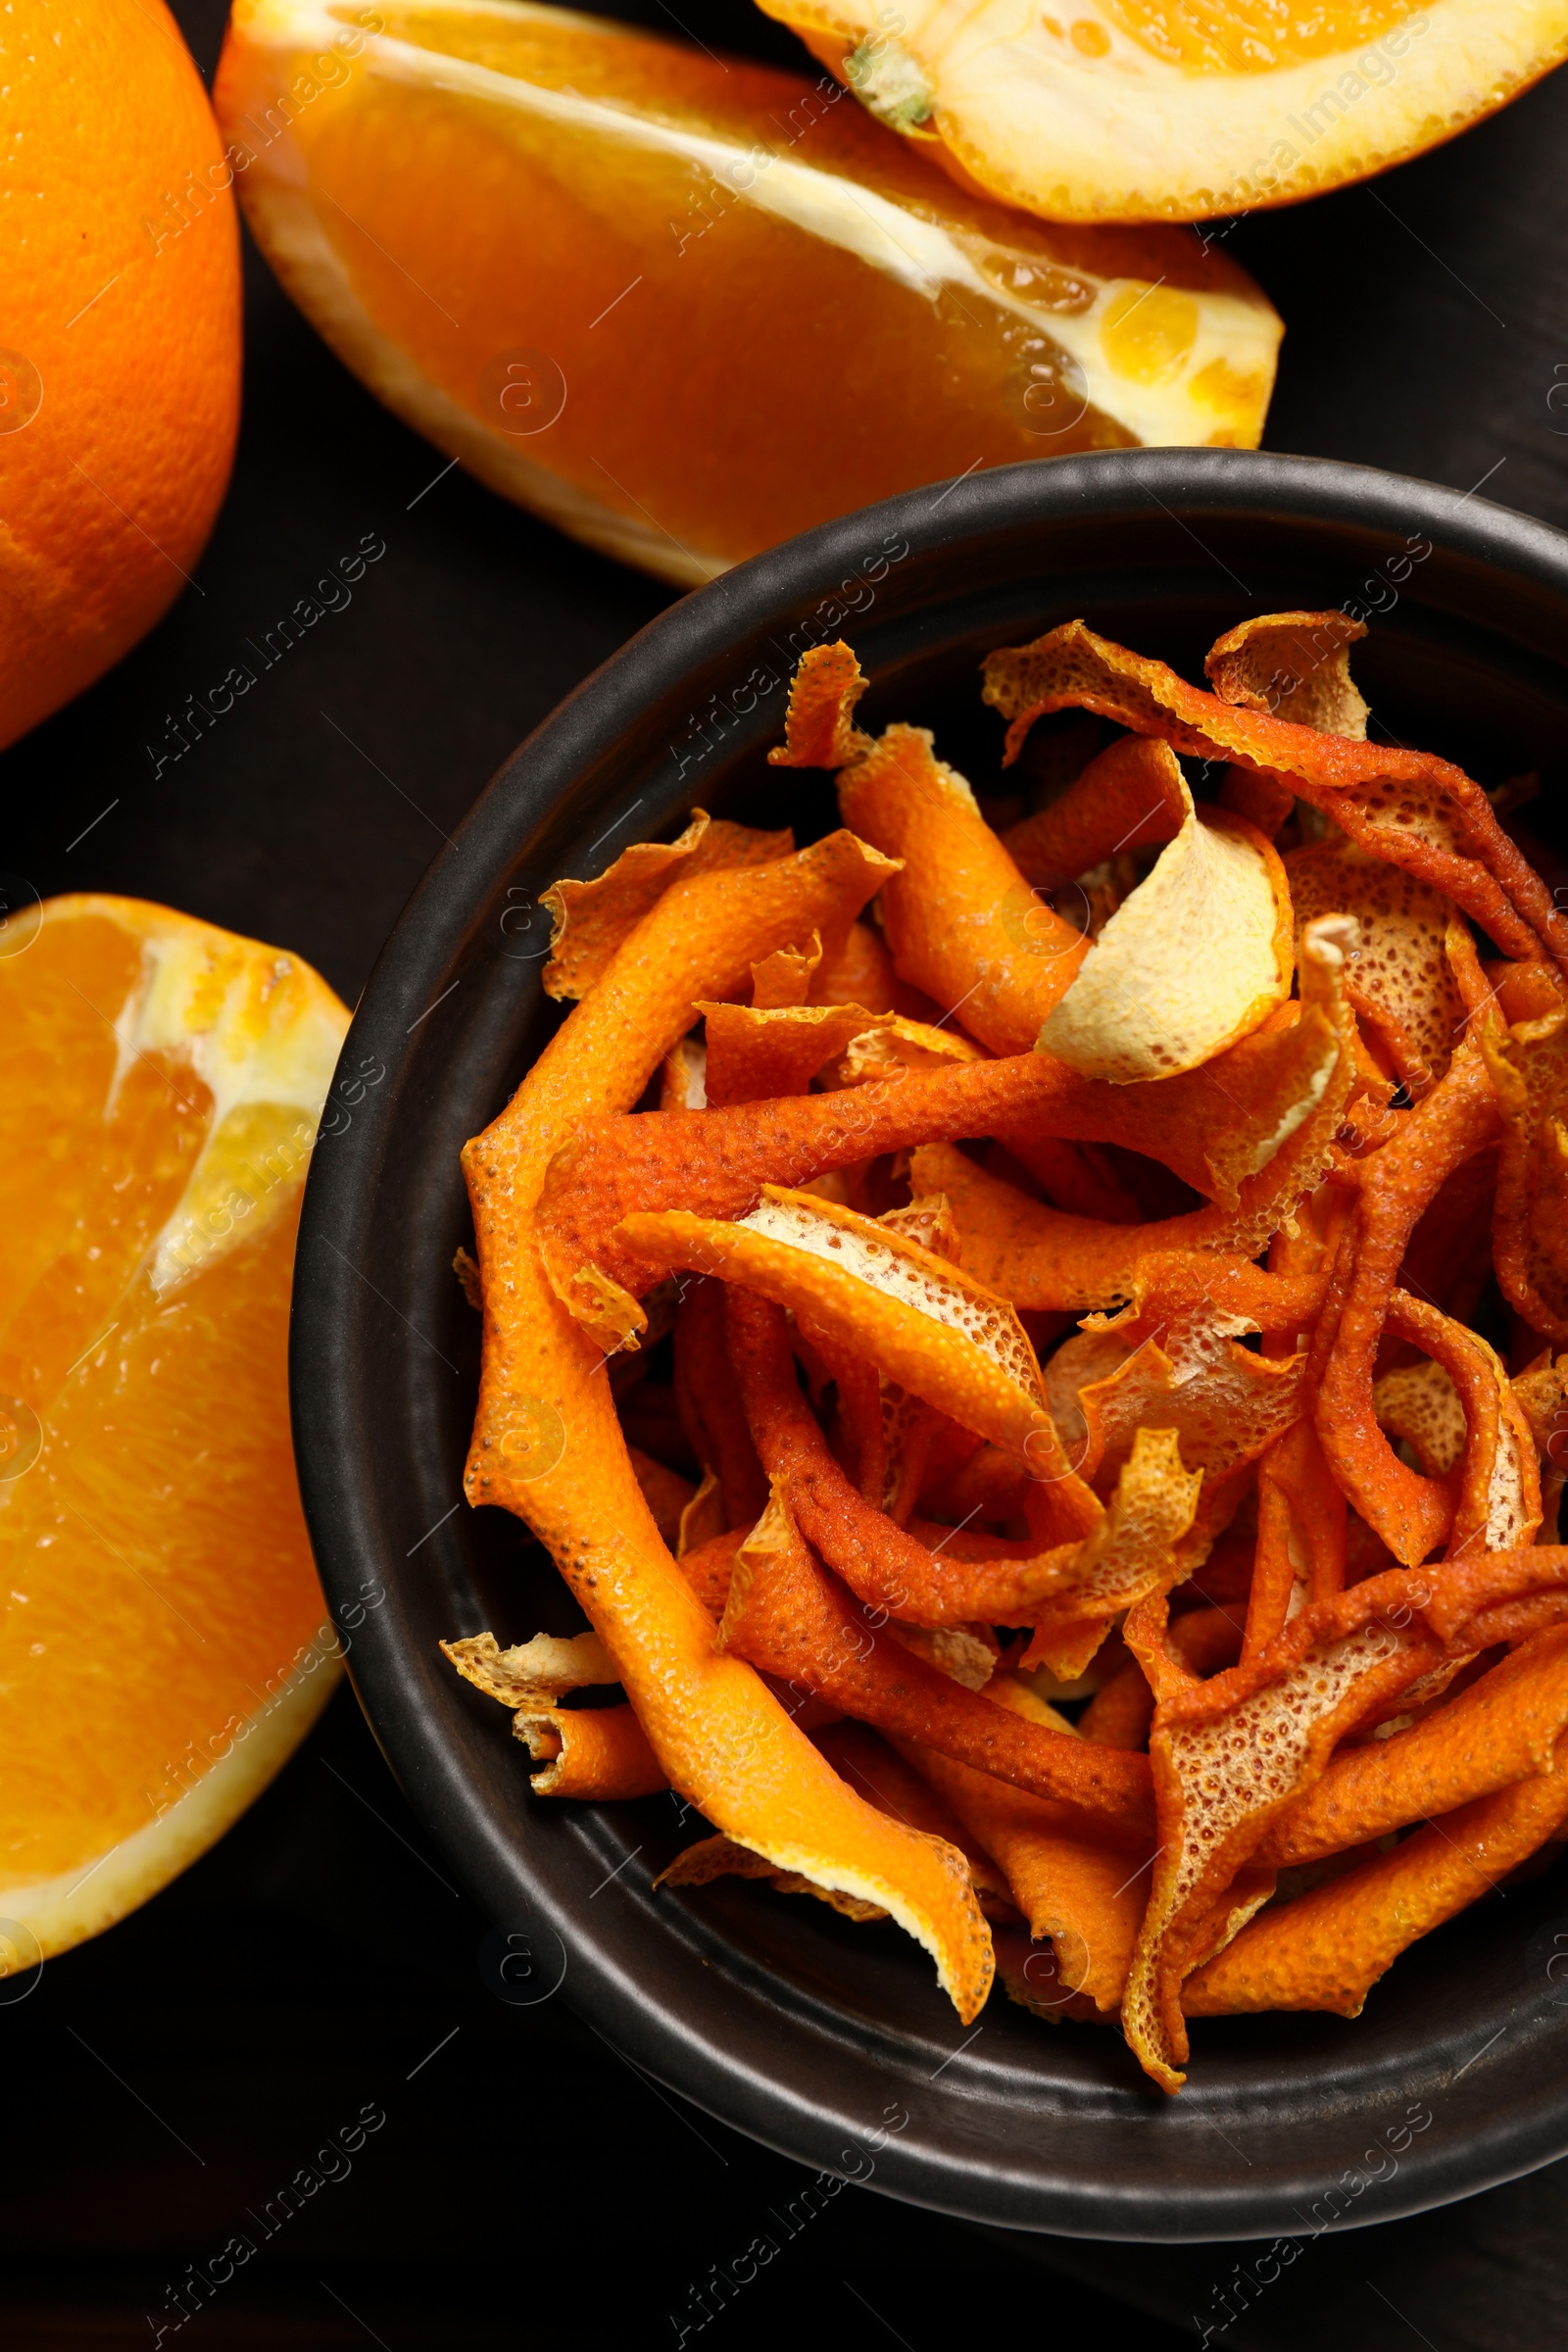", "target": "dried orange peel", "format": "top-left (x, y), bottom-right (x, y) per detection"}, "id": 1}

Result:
top-left (462, 822), bottom-right (994, 2019)
top-left (1037, 776), bottom-right (1292, 1083)
top-left (446, 613), bottom-right (1568, 2090)
top-left (982, 619), bottom-right (1564, 971)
